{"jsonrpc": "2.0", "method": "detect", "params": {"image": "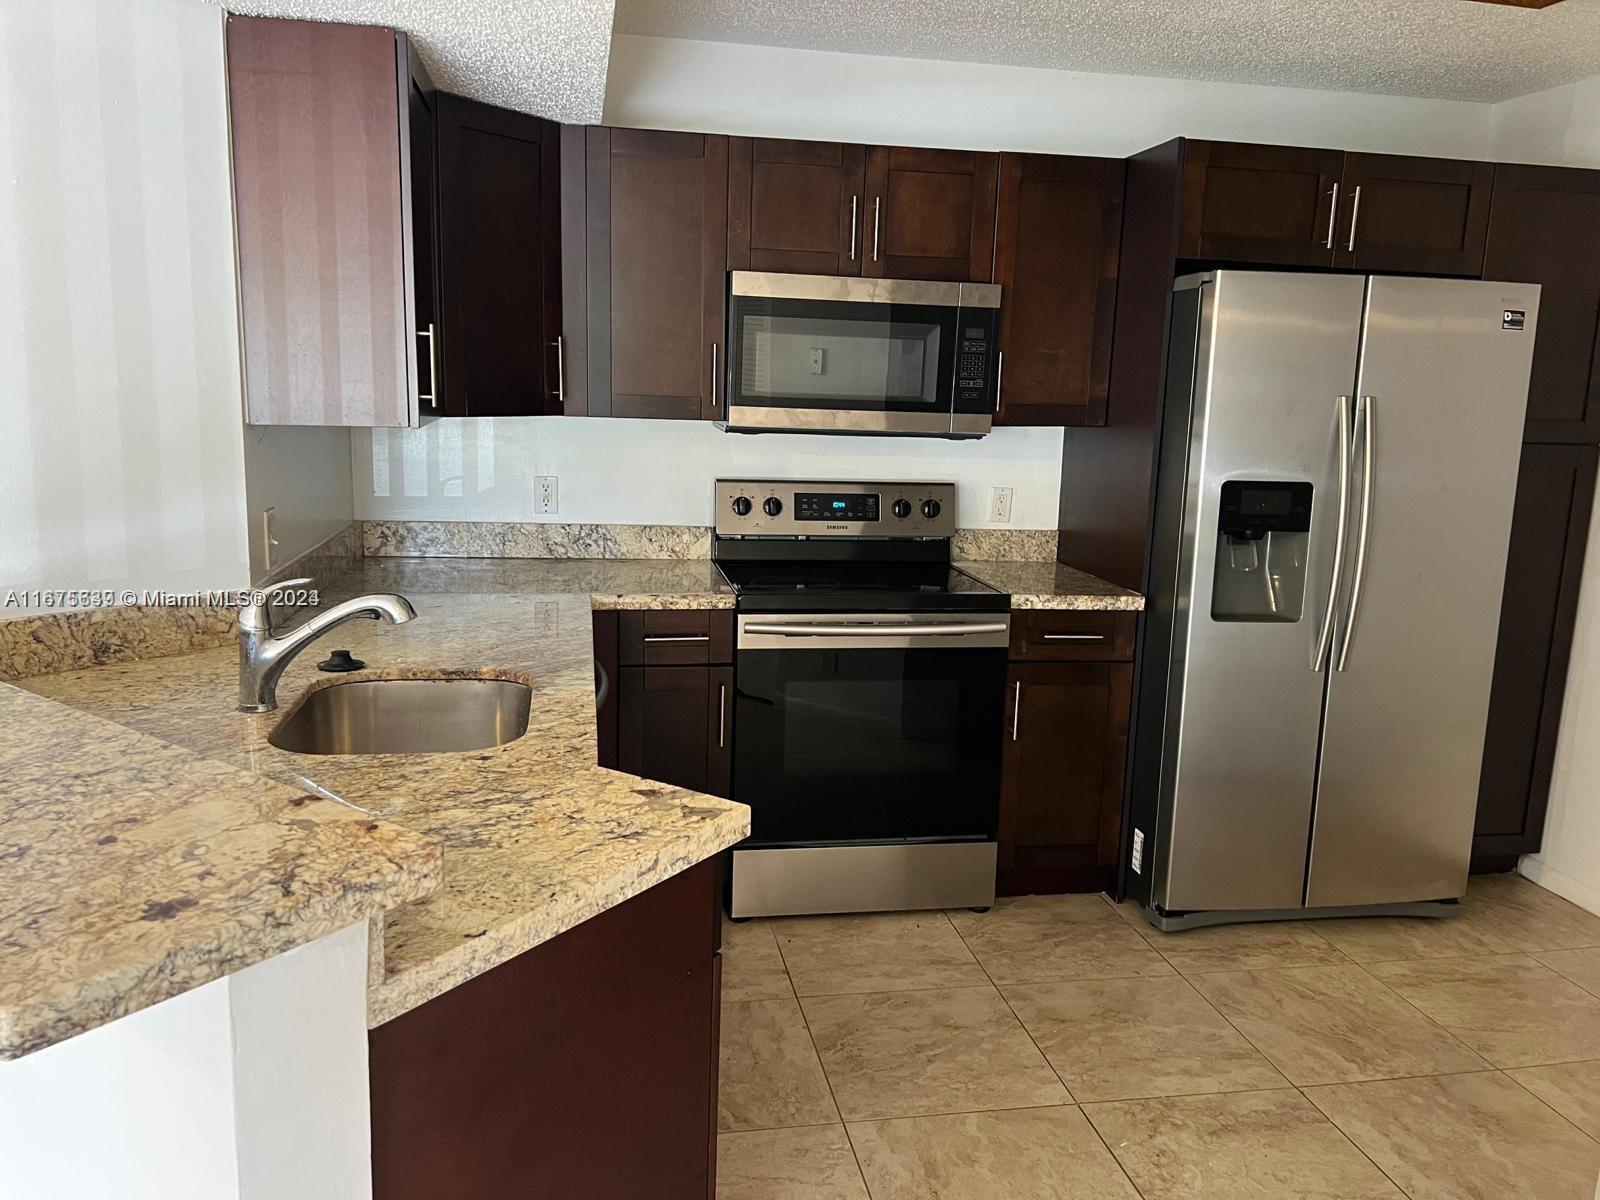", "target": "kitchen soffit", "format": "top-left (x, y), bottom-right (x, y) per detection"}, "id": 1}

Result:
top-left (614, 0), bottom-right (1600, 103)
